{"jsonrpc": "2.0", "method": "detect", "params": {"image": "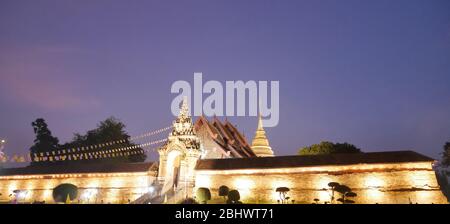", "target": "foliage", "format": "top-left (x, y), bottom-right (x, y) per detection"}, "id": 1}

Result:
top-left (218, 185), bottom-right (230, 202)
top-left (60, 117), bottom-right (146, 163)
top-left (275, 187), bottom-right (290, 204)
top-left (435, 170), bottom-right (450, 202)
top-left (29, 117), bottom-right (146, 165)
top-left (332, 183), bottom-right (357, 204)
top-left (327, 182), bottom-right (340, 203)
top-left (442, 142), bottom-right (450, 166)
top-left (298, 141), bottom-right (361, 156)
top-left (53, 183), bottom-right (78, 203)
top-left (30, 118), bottom-right (60, 165)
top-left (195, 187), bottom-right (211, 204)
top-left (226, 190), bottom-right (242, 204)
